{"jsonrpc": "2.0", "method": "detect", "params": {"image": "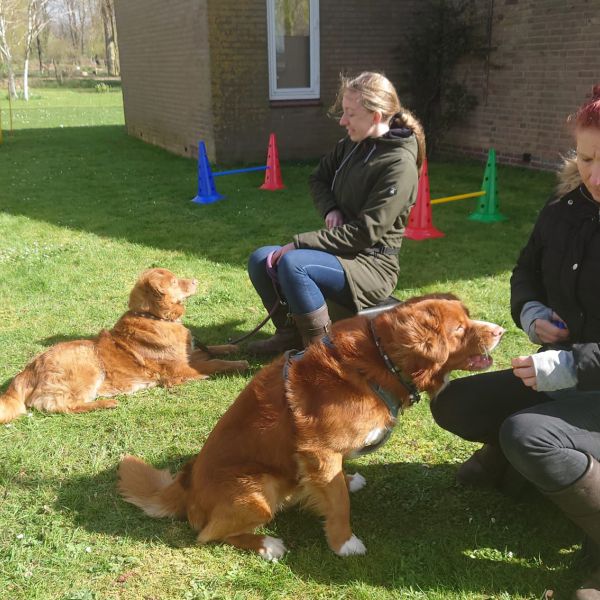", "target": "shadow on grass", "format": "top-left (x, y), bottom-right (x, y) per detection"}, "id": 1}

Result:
top-left (0, 126), bottom-right (556, 288)
top-left (55, 459), bottom-right (580, 598)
